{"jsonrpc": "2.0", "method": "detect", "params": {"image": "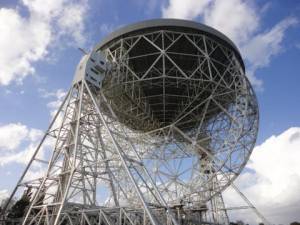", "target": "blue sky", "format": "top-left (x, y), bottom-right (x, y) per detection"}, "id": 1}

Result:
top-left (0, 0), bottom-right (300, 224)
